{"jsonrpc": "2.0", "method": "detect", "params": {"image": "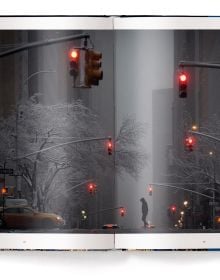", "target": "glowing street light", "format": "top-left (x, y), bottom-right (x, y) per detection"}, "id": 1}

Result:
top-left (192, 125), bottom-right (198, 131)
top-left (183, 200), bottom-right (189, 207)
